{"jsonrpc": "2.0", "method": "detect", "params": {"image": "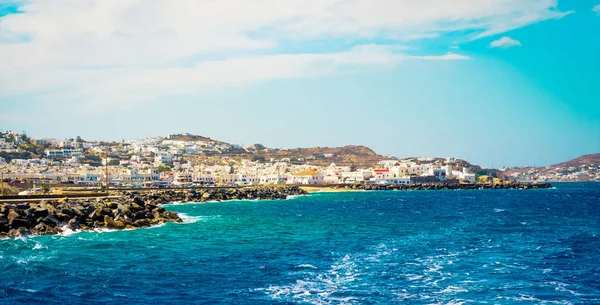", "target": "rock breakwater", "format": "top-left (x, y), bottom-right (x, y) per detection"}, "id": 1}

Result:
top-left (0, 196), bottom-right (181, 238)
top-left (124, 185), bottom-right (307, 205)
top-left (0, 185), bottom-right (307, 238)
top-left (332, 182), bottom-right (553, 191)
